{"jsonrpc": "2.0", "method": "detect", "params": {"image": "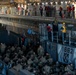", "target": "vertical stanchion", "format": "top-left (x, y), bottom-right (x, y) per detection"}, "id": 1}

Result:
top-left (51, 31), bottom-right (53, 42)
top-left (57, 32), bottom-right (58, 43)
top-left (62, 32), bottom-right (64, 44)
top-left (69, 31), bottom-right (71, 45)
